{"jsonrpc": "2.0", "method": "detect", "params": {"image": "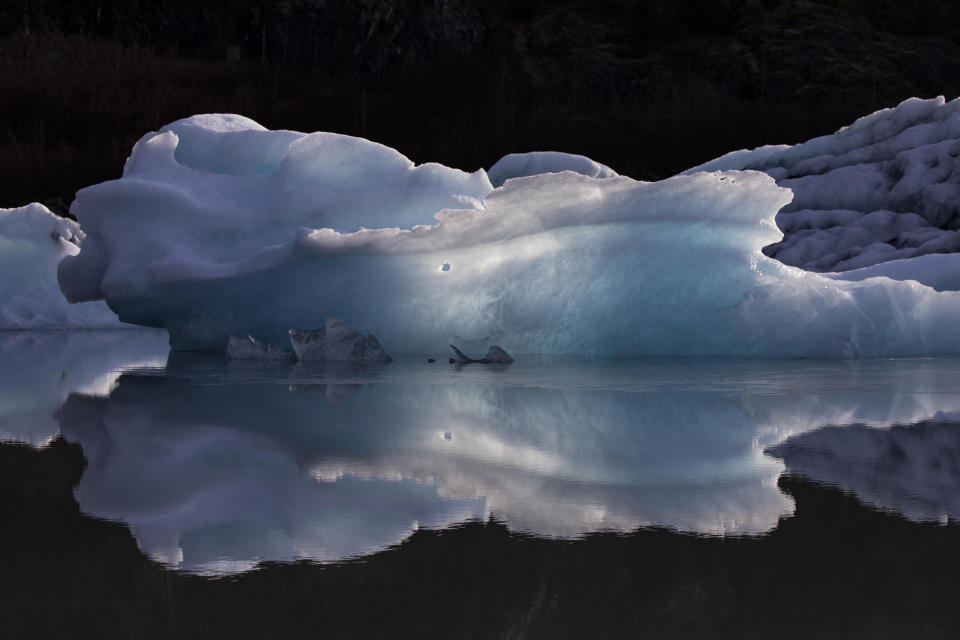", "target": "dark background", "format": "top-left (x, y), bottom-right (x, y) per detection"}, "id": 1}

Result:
top-left (5, 6), bottom-right (960, 634)
top-left (3, 0), bottom-right (960, 214)
top-left (5, 437), bottom-right (960, 639)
